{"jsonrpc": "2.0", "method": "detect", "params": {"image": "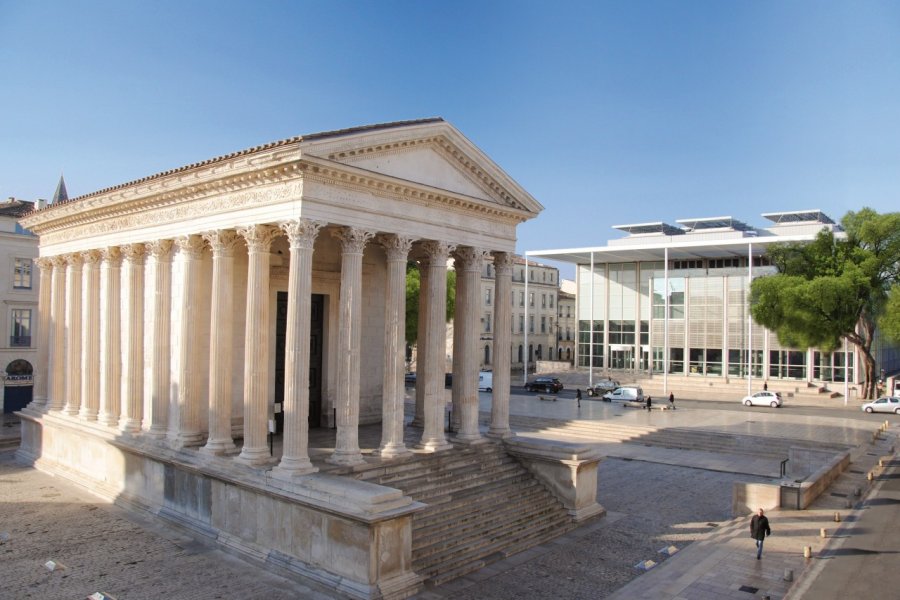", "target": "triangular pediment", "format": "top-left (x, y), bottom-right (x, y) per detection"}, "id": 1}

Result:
top-left (299, 120), bottom-right (542, 214)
